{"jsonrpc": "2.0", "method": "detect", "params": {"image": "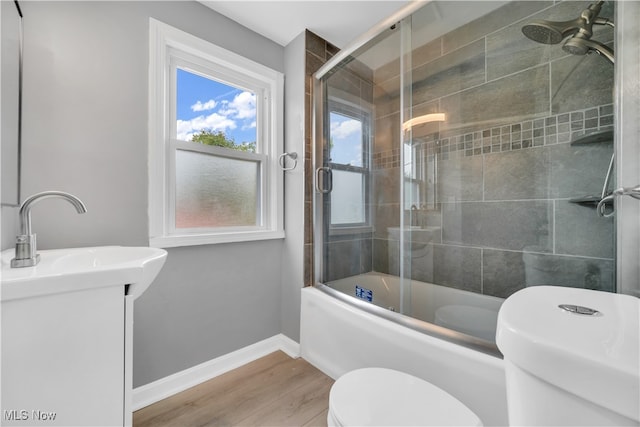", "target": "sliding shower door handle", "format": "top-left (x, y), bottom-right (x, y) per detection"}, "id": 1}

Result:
top-left (315, 167), bottom-right (333, 194)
